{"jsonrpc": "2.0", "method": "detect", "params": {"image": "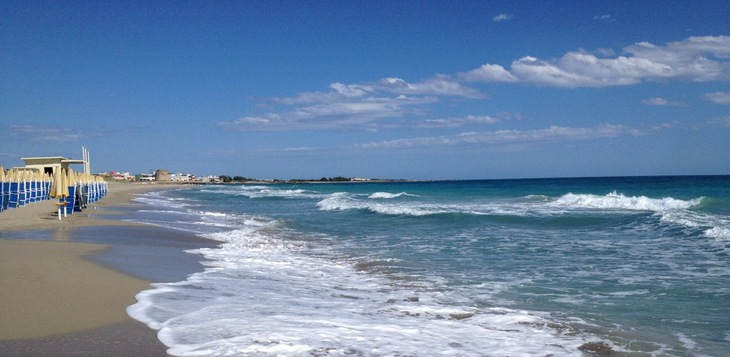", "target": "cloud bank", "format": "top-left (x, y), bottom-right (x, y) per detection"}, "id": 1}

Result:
top-left (9, 125), bottom-right (90, 142)
top-left (461, 36), bottom-right (730, 87)
top-left (218, 36), bottom-right (730, 132)
top-left (357, 124), bottom-right (644, 150)
top-left (704, 91), bottom-right (730, 104)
